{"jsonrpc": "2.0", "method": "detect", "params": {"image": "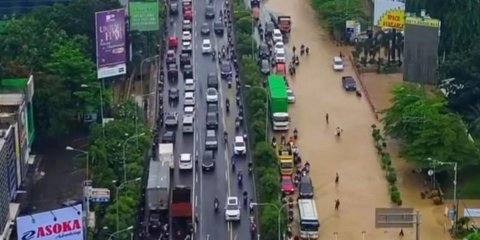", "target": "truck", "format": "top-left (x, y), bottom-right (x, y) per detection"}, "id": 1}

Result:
top-left (146, 159), bottom-right (170, 231)
top-left (277, 16), bottom-right (291, 33)
top-left (276, 143), bottom-right (294, 175)
top-left (268, 74), bottom-right (290, 131)
top-left (250, 0), bottom-right (260, 21)
top-left (158, 143), bottom-right (174, 169)
top-left (171, 186), bottom-right (193, 240)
